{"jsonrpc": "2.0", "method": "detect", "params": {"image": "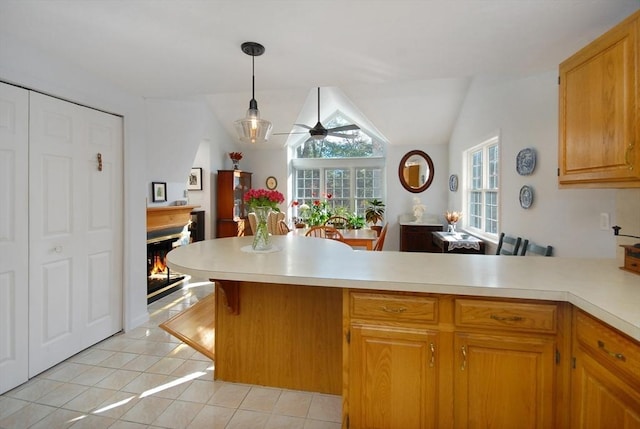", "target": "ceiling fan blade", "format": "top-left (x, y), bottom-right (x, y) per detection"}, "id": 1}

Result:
top-left (272, 131), bottom-right (310, 136)
top-left (293, 123), bottom-right (312, 130)
top-left (328, 124), bottom-right (360, 132)
top-left (327, 131), bottom-right (354, 139)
